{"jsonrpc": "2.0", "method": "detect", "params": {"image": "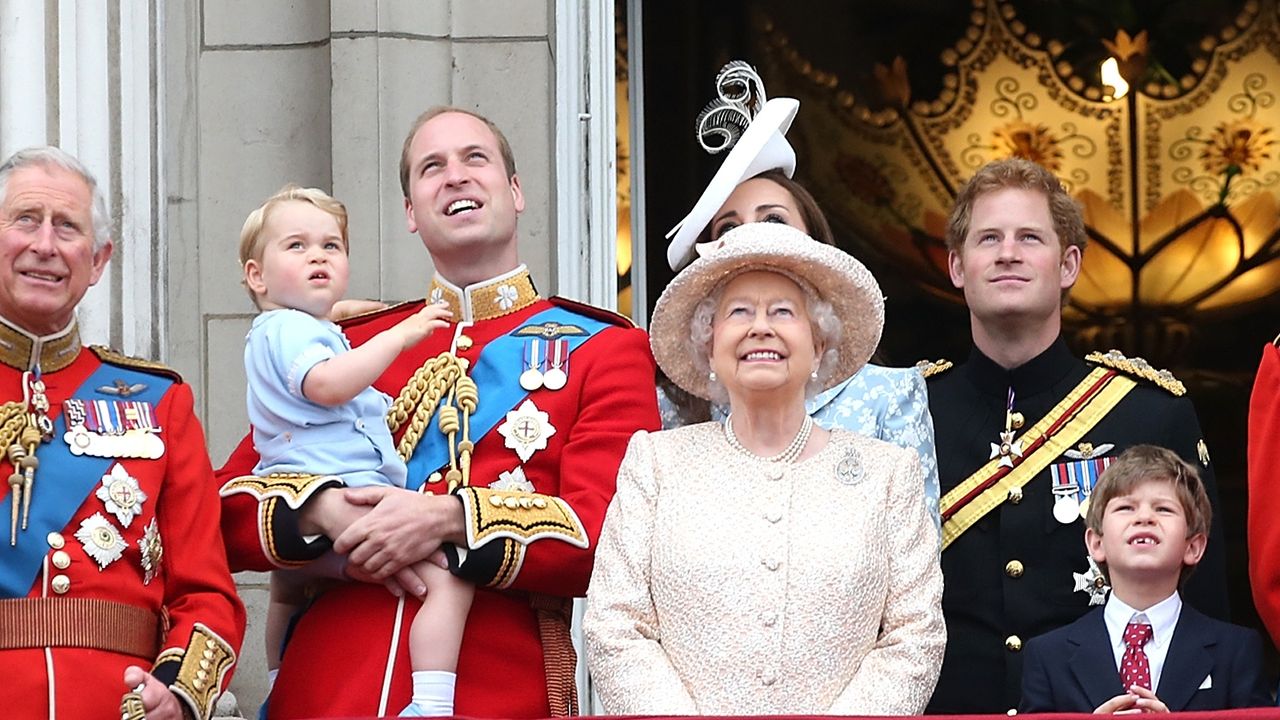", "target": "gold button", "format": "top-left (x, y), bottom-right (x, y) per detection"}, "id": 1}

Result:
top-left (1005, 635), bottom-right (1022, 652)
top-left (51, 550), bottom-right (71, 569)
top-left (1005, 560), bottom-right (1024, 578)
top-left (51, 575), bottom-right (70, 594)
top-left (1007, 709), bottom-right (1018, 716)
top-left (47, 532), bottom-right (64, 549)
top-left (1008, 487), bottom-right (1023, 504)
top-left (456, 335), bottom-right (473, 351)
